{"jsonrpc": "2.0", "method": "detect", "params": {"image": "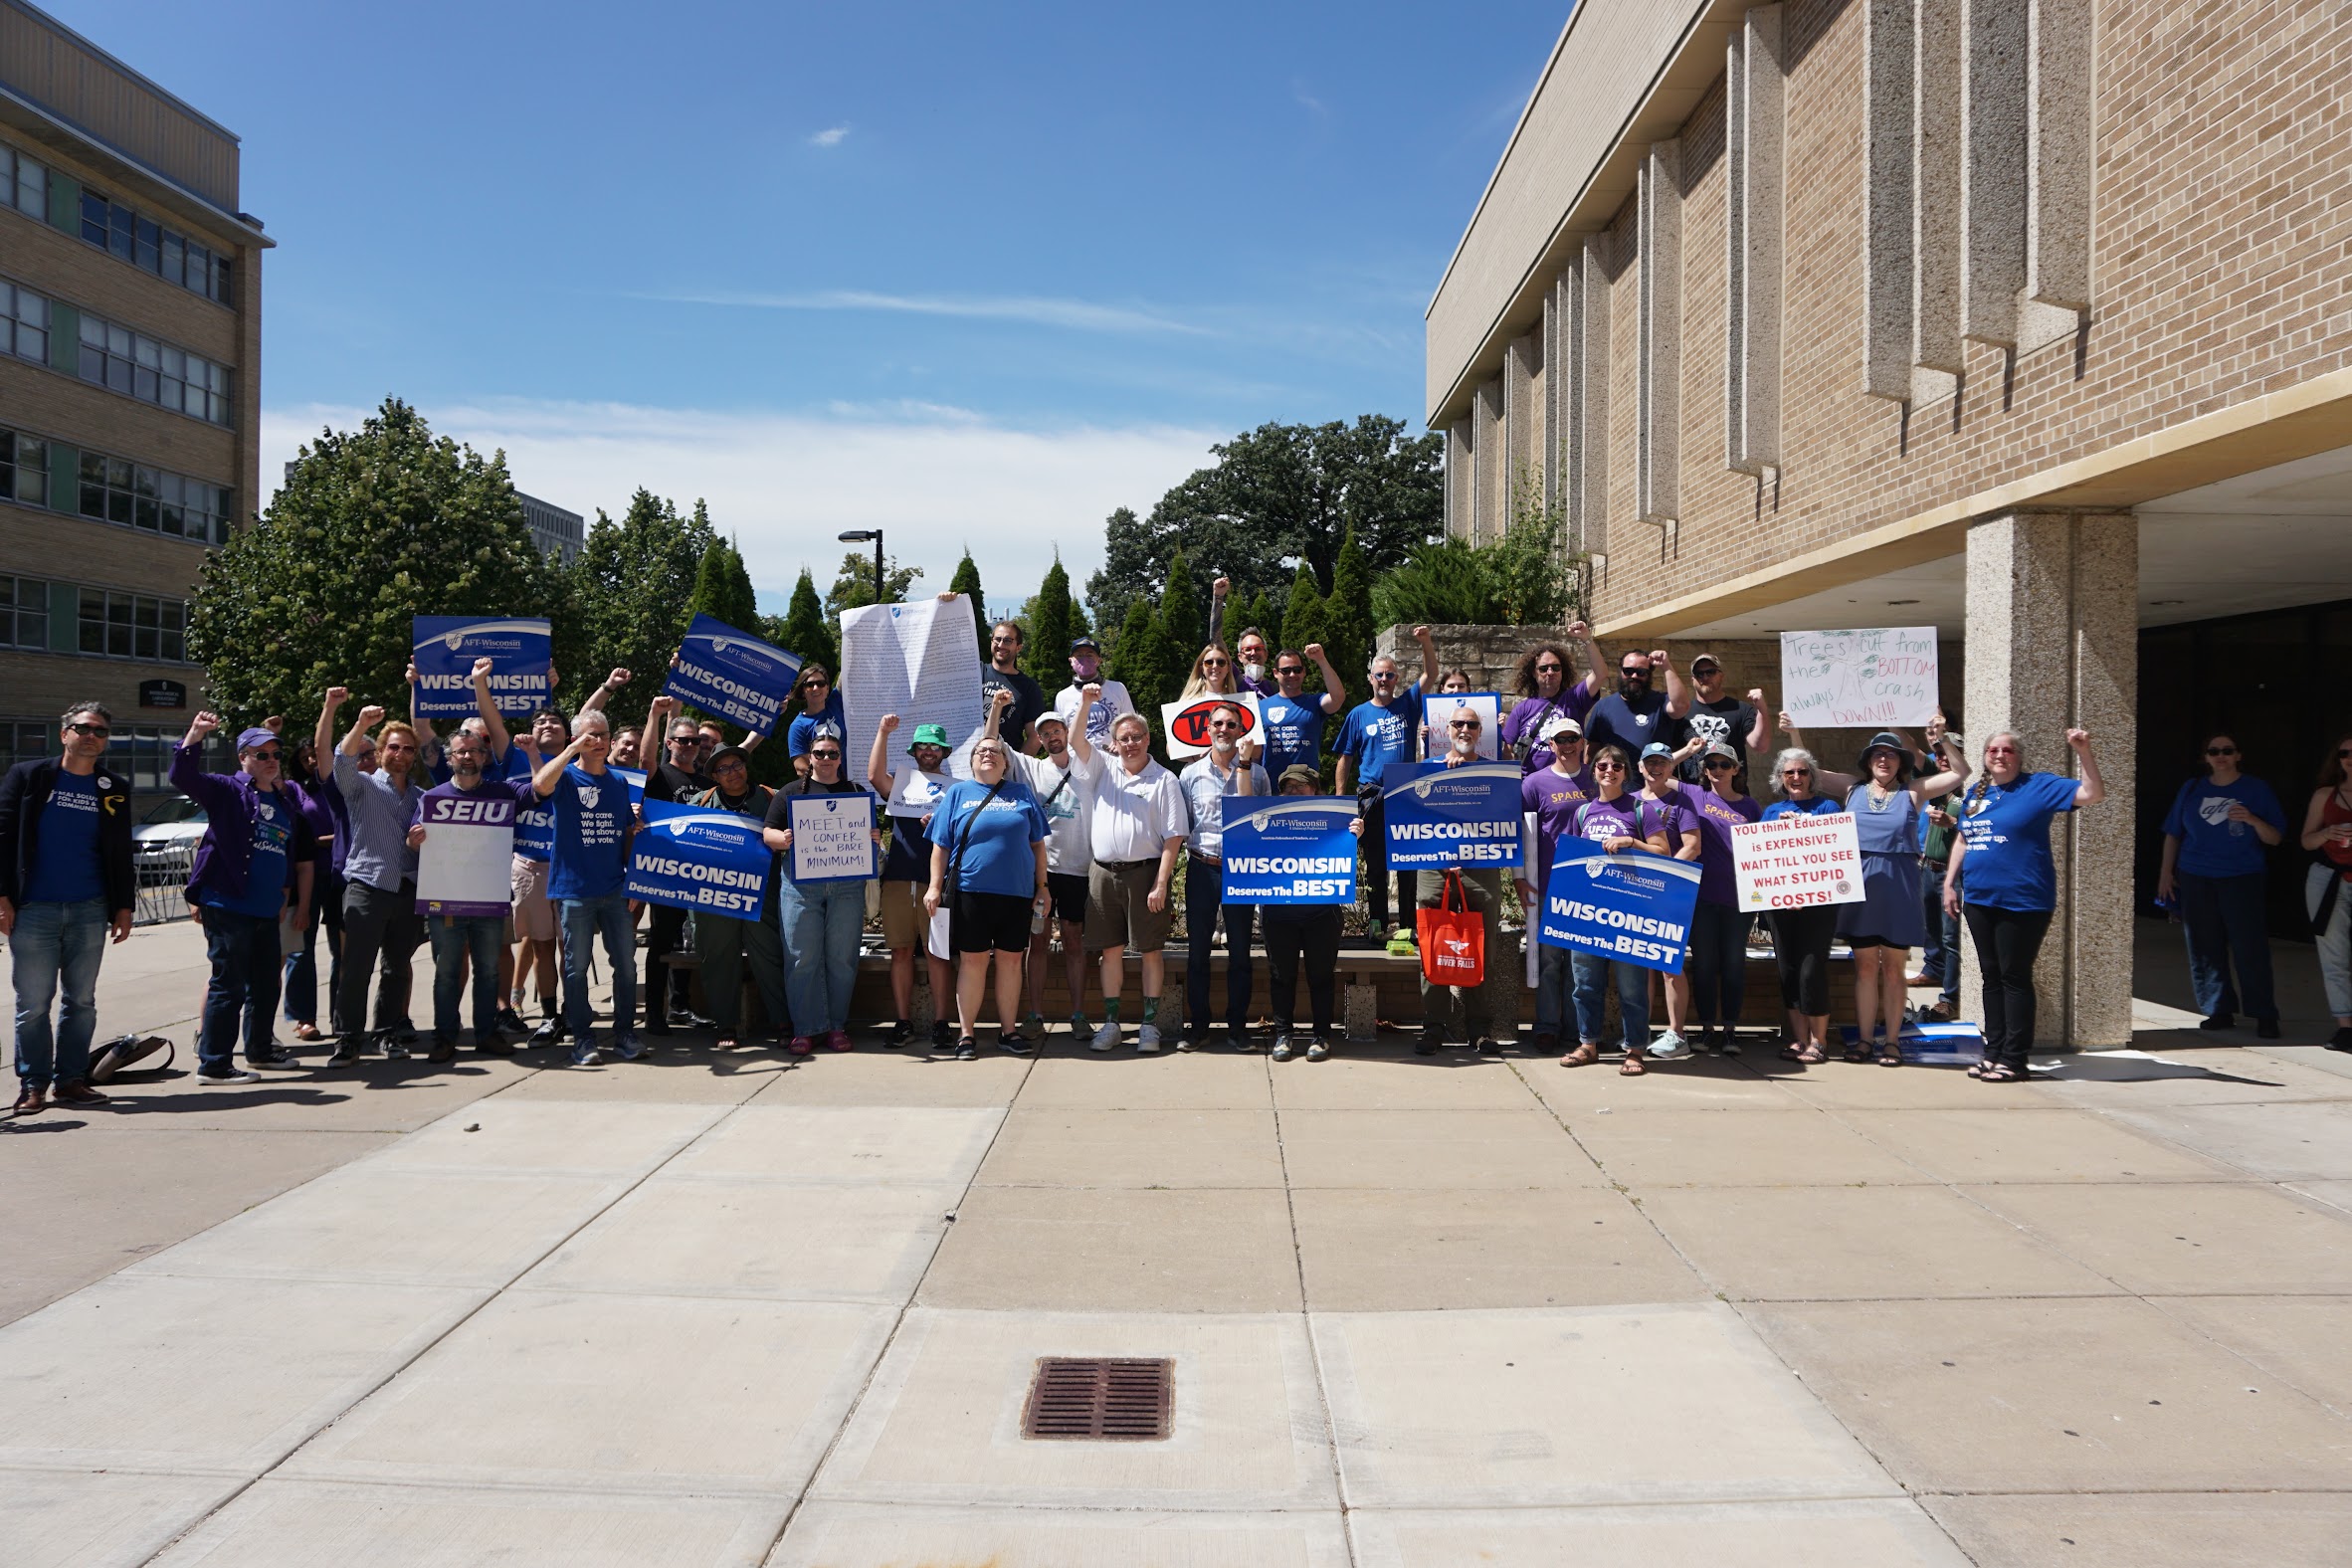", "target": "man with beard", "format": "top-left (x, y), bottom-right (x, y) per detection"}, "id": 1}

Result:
top-left (1581, 646), bottom-right (1691, 758)
top-left (640, 695), bottom-right (713, 1038)
top-left (321, 690), bottom-right (427, 1066)
top-left (407, 728), bottom-right (528, 1062)
top-left (981, 620), bottom-right (1048, 749)
top-left (1333, 625), bottom-right (1441, 947)
top-left (1673, 654), bottom-right (1771, 784)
